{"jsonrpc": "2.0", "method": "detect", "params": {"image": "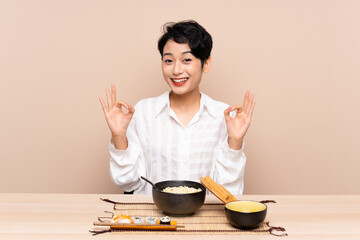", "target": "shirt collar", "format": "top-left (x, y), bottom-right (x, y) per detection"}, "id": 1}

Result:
top-left (201, 92), bottom-right (221, 119)
top-left (155, 91), bottom-right (220, 119)
top-left (155, 91), bottom-right (171, 117)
